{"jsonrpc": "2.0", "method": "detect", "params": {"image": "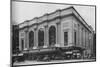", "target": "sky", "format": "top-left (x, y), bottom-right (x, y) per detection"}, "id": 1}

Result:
top-left (12, 1), bottom-right (95, 30)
